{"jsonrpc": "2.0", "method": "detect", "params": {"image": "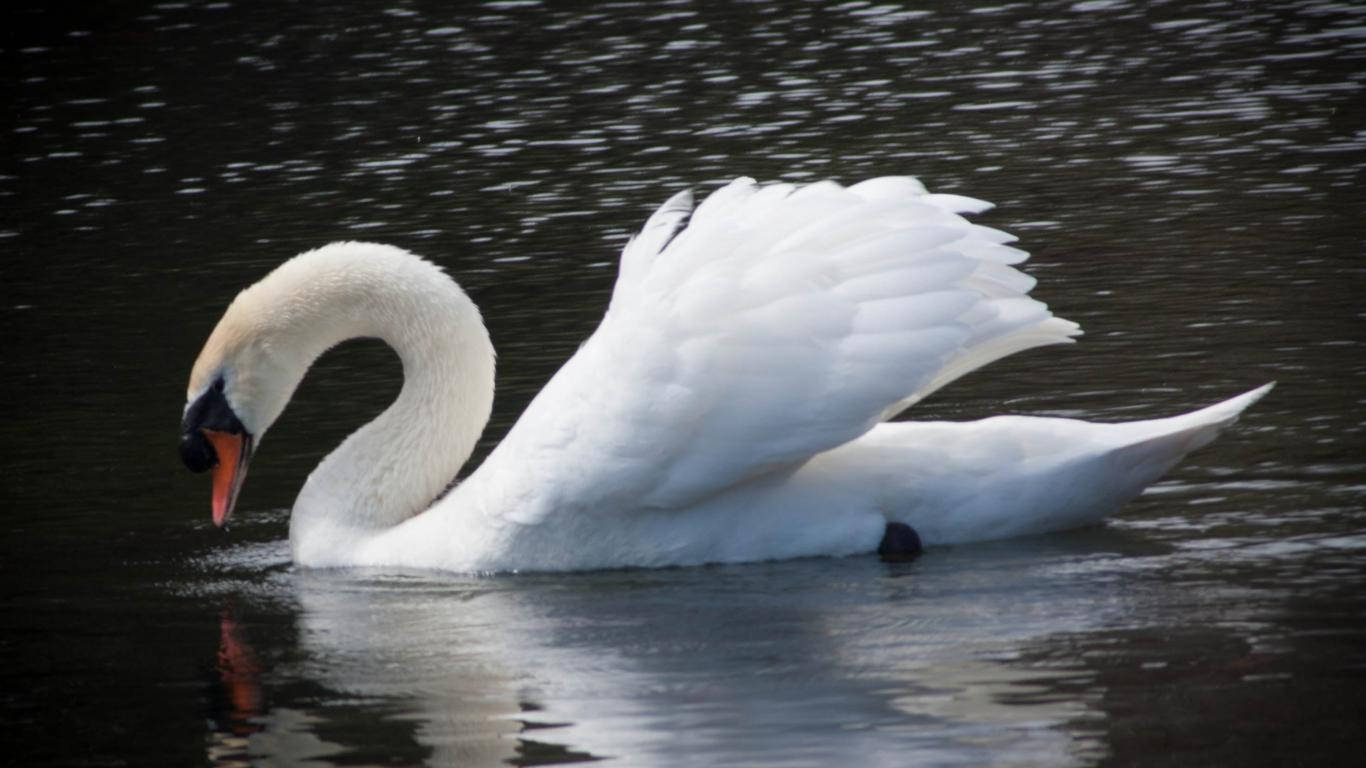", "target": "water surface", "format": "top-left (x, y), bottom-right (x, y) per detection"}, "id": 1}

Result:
top-left (3, 1), bottom-right (1365, 765)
